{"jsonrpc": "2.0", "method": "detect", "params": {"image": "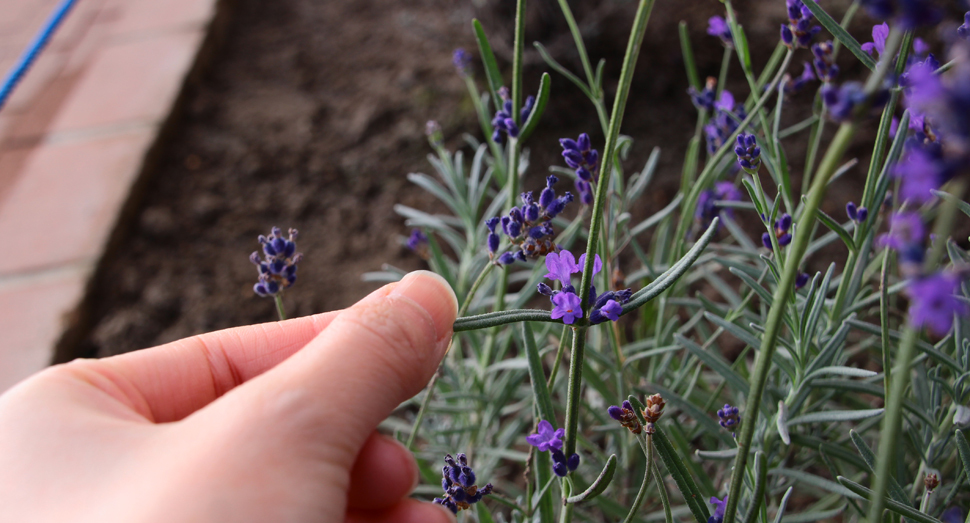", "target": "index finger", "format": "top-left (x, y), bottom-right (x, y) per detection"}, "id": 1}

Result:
top-left (61, 310), bottom-right (342, 423)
